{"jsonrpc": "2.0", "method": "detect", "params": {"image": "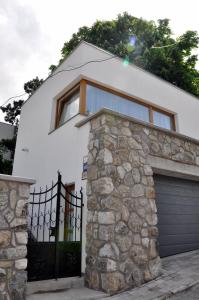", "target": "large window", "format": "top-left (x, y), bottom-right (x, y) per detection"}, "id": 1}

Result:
top-left (86, 84), bottom-right (149, 123)
top-left (55, 80), bottom-right (175, 131)
top-left (85, 83), bottom-right (174, 130)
